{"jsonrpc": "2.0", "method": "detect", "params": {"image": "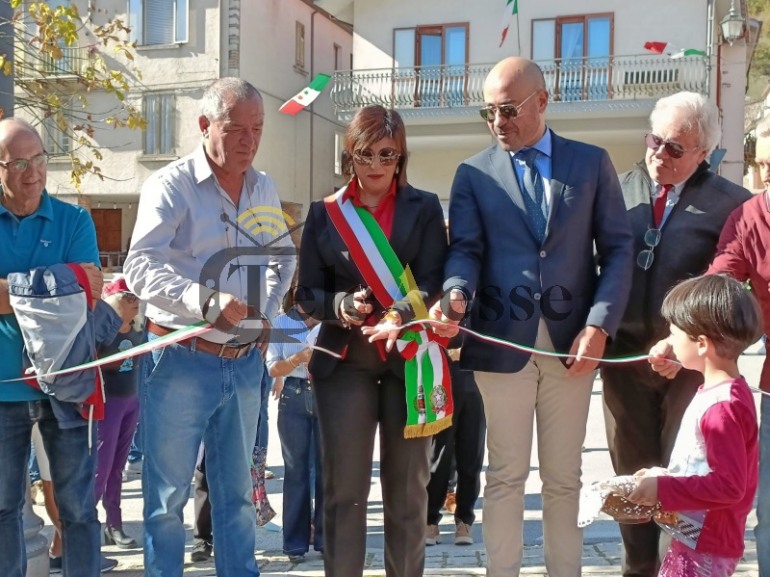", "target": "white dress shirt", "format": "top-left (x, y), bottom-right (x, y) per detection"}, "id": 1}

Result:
top-left (124, 145), bottom-right (296, 344)
top-left (652, 181), bottom-right (685, 227)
